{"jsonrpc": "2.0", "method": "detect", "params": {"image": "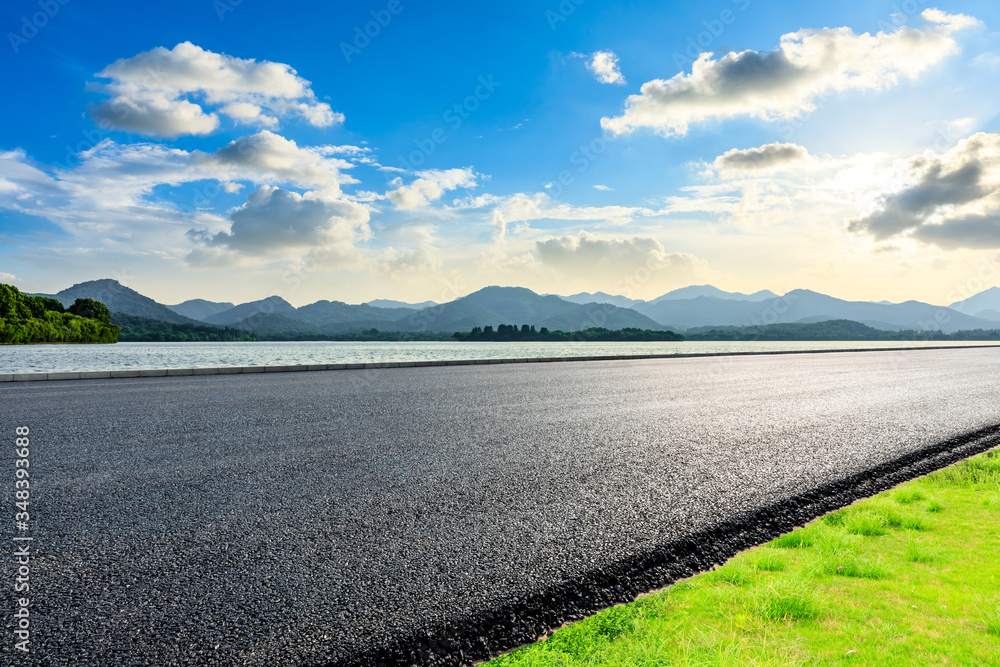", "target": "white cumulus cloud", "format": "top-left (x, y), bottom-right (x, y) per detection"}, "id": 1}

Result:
top-left (848, 132), bottom-right (1000, 249)
top-left (713, 142), bottom-right (810, 173)
top-left (602, 9), bottom-right (979, 137)
top-left (584, 50), bottom-right (626, 85)
top-left (0, 134), bottom-right (385, 272)
top-left (90, 42), bottom-right (342, 137)
top-left (191, 186), bottom-right (370, 260)
top-left (387, 168), bottom-right (478, 210)
top-left (191, 131), bottom-right (358, 195)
